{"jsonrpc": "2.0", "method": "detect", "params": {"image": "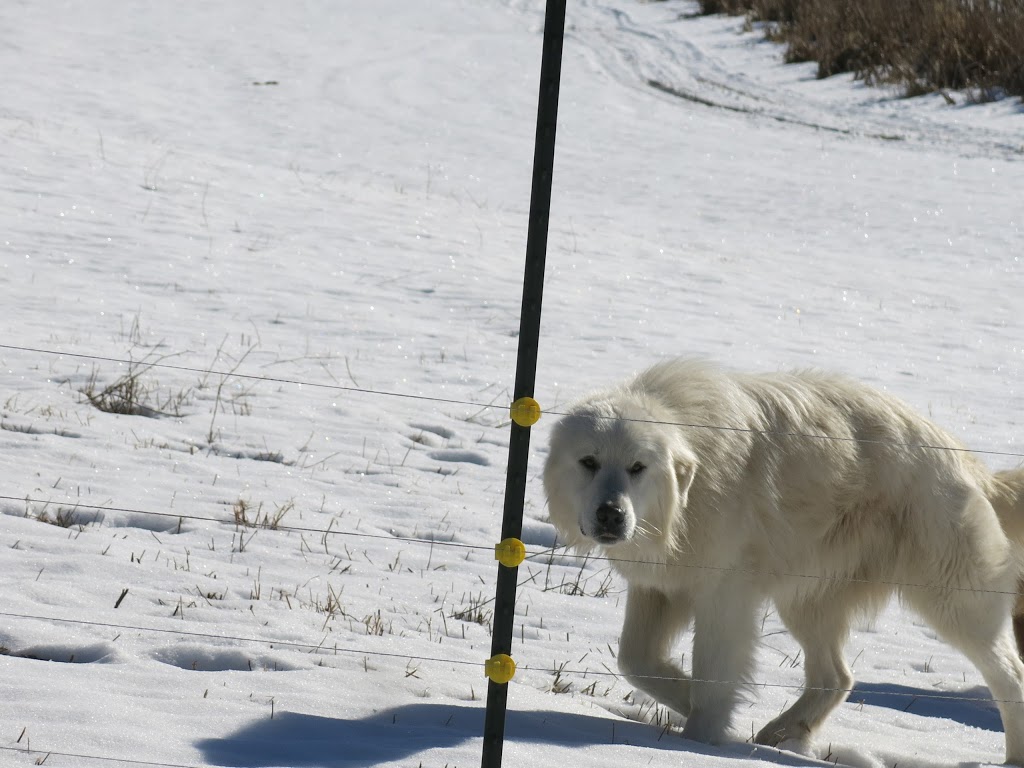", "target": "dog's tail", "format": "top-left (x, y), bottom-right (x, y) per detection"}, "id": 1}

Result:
top-left (988, 467), bottom-right (1024, 657)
